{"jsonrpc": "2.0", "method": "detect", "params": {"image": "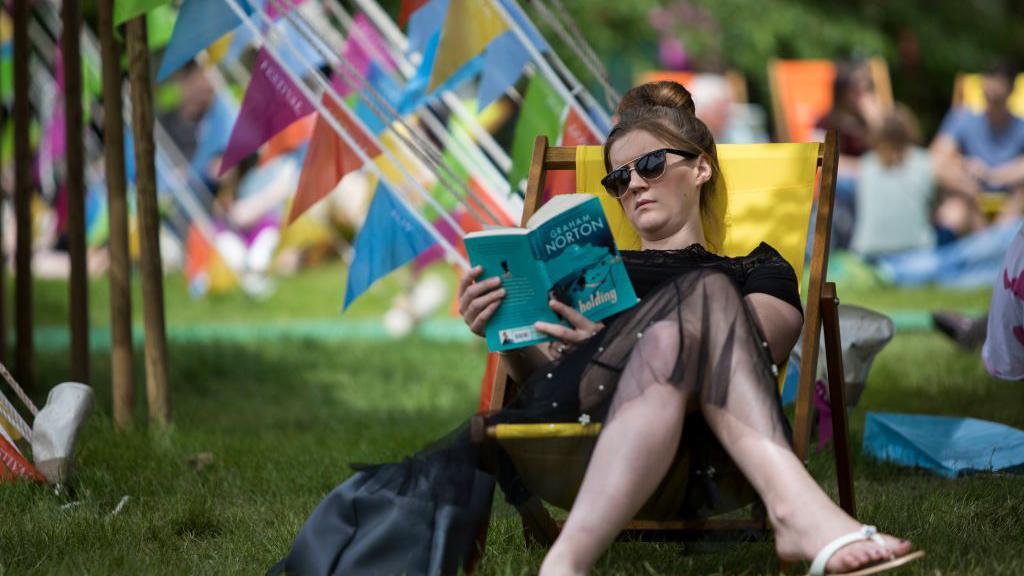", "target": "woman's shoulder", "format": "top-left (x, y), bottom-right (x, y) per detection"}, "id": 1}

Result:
top-left (622, 243), bottom-right (789, 267)
top-left (735, 242), bottom-right (797, 276)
